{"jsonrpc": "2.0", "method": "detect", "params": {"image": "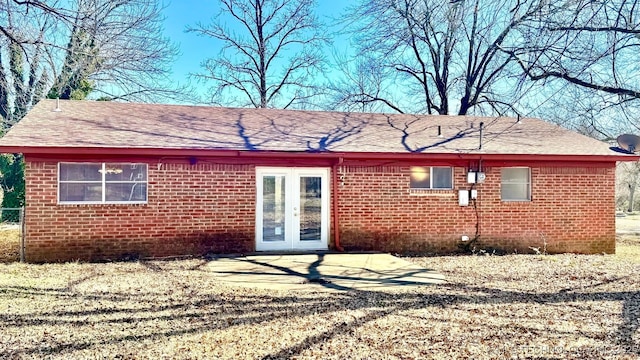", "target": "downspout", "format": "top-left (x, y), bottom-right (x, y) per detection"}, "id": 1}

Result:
top-left (20, 206), bottom-right (25, 262)
top-left (332, 157), bottom-right (344, 251)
